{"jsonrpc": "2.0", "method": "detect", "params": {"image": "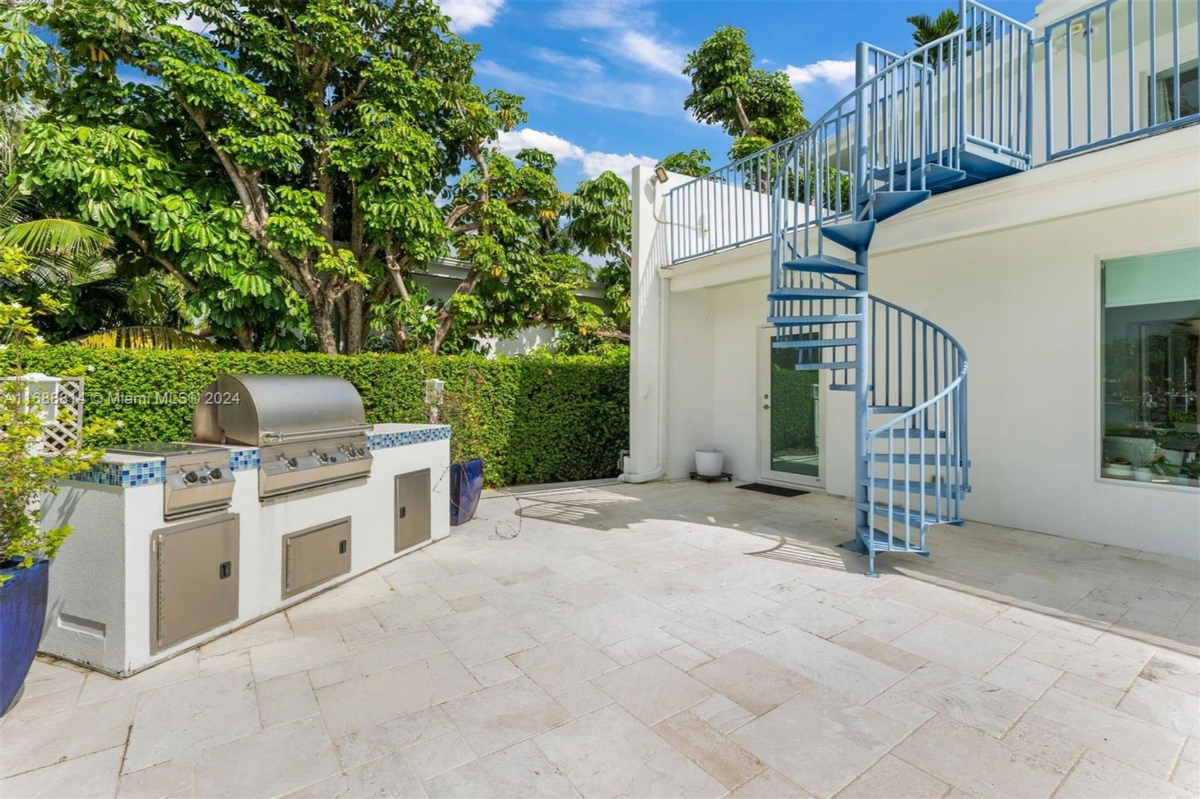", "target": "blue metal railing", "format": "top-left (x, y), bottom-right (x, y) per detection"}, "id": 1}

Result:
top-left (863, 294), bottom-right (969, 553)
top-left (768, 28), bottom-right (972, 304)
top-left (962, 1), bottom-right (1036, 160)
top-left (664, 0), bottom-right (1198, 264)
top-left (1037, 0), bottom-right (1200, 161)
top-left (666, 146), bottom-right (776, 263)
